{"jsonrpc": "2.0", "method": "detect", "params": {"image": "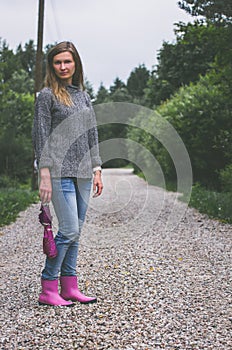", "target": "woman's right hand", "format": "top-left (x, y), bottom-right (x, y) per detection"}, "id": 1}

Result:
top-left (39, 168), bottom-right (52, 204)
